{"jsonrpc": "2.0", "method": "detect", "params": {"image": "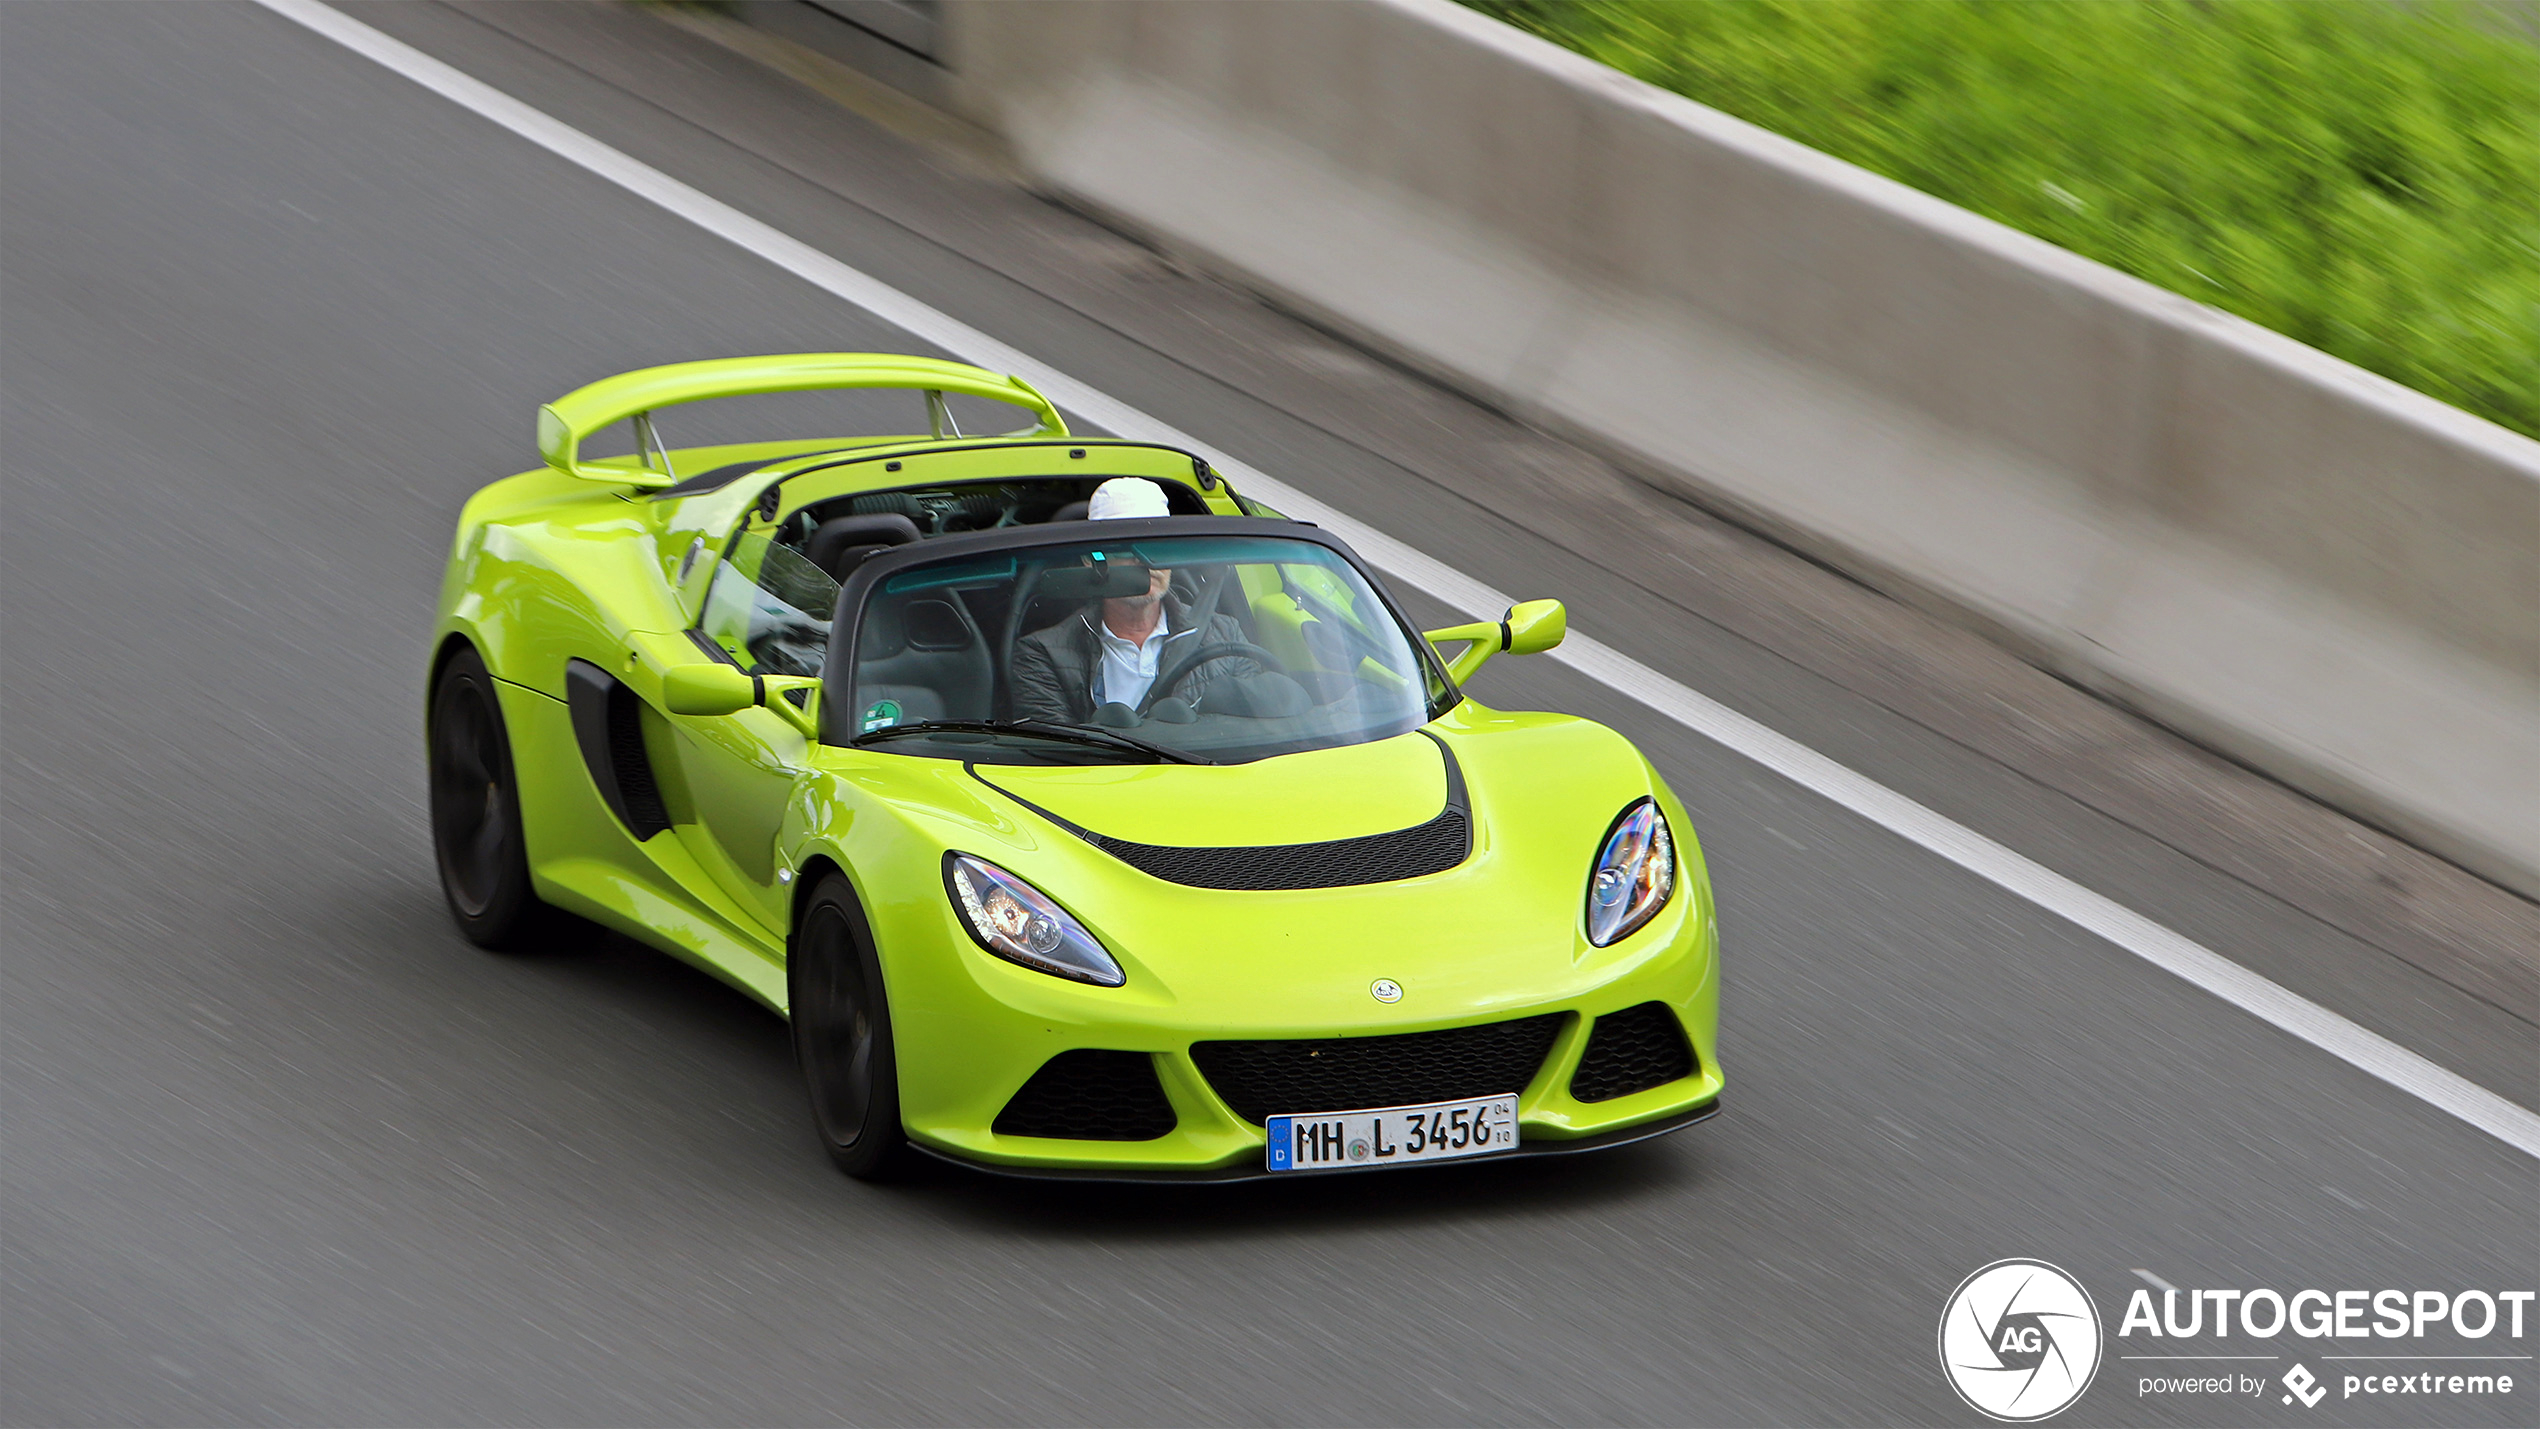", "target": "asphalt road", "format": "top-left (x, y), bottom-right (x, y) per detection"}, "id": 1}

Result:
top-left (4, 4), bottom-right (2533, 1426)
